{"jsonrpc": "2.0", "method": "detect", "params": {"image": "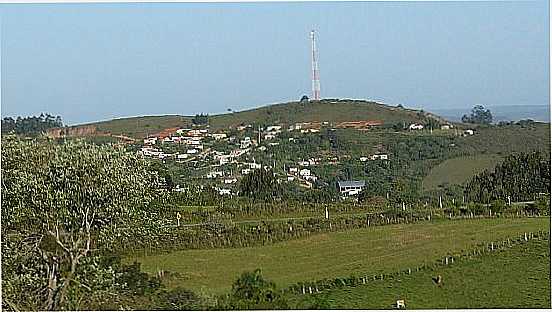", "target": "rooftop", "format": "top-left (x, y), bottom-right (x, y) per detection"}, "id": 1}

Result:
top-left (337, 180), bottom-right (366, 188)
